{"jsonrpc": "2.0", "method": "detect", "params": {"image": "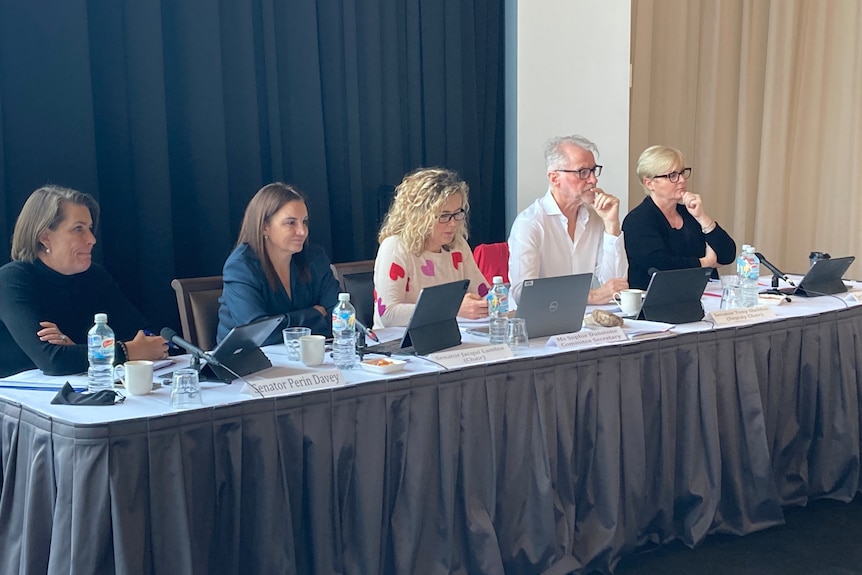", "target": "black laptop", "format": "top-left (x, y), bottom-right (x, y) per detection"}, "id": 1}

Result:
top-left (776, 256), bottom-right (856, 297)
top-left (637, 267), bottom-right (712, 324)
top-left (201, 314), bottom-right (285, 382)
top-left (367, 279), bottom-right (469, 355)
top-left (516, 273), bottom-right (592, 337)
